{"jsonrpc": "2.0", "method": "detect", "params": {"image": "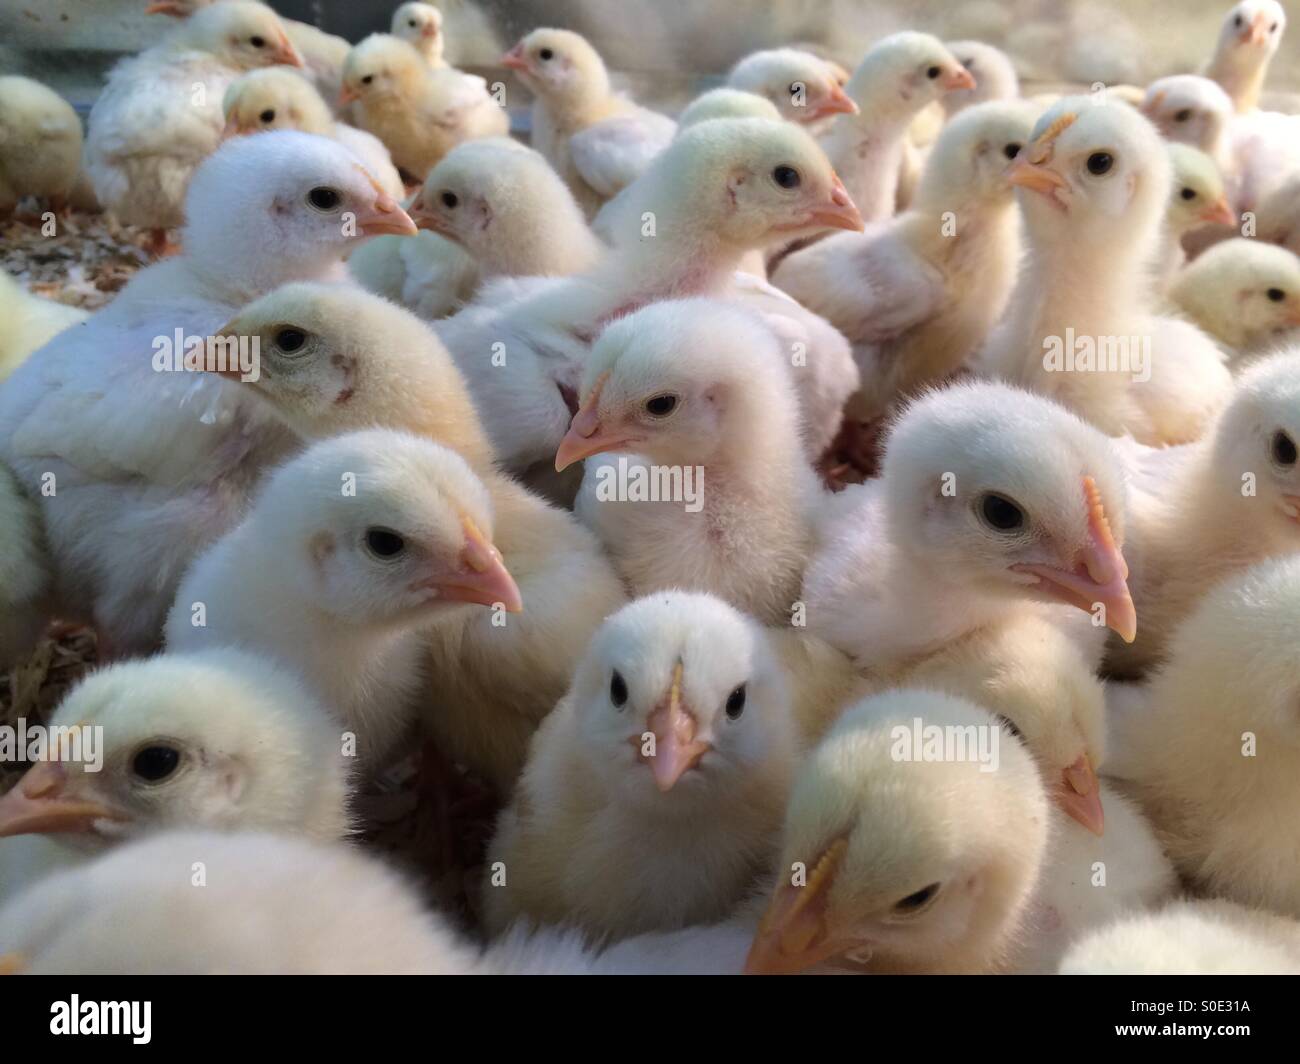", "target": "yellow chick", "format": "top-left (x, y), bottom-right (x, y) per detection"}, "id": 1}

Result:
top-left (0, 76), bottom-right (83, 217)
top-left (391, 2), bottom-right (447, 68)
top-left (1155, 142), bottom-right (1236, 294)
top-left (0, 270), bottom-right (87, 382)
